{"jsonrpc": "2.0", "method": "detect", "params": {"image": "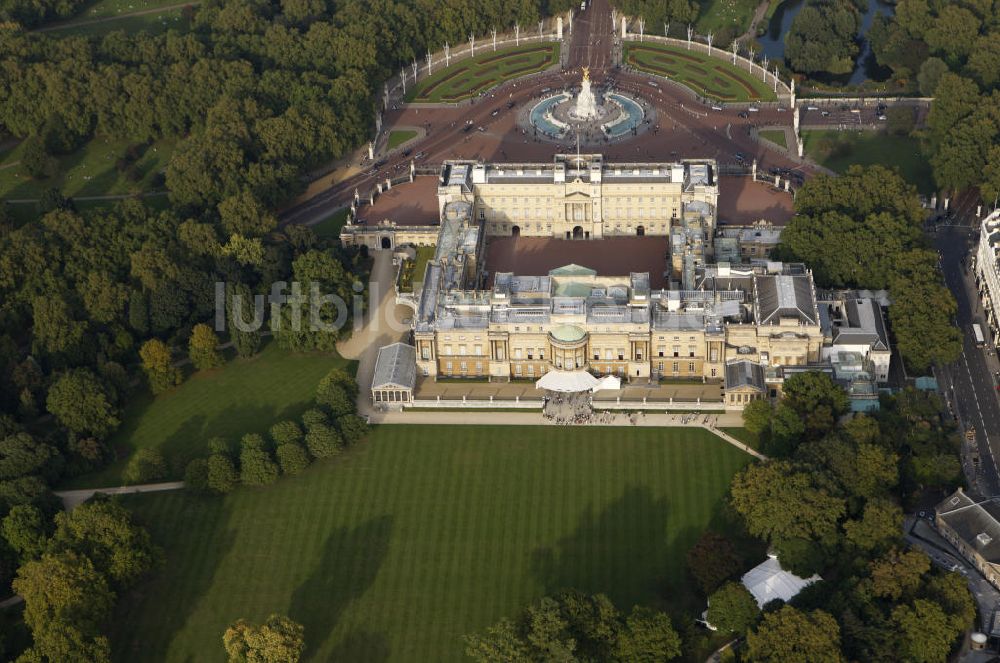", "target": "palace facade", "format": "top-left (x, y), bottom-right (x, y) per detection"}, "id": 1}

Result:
top-left (365, 154), bottom-right (893, 408)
